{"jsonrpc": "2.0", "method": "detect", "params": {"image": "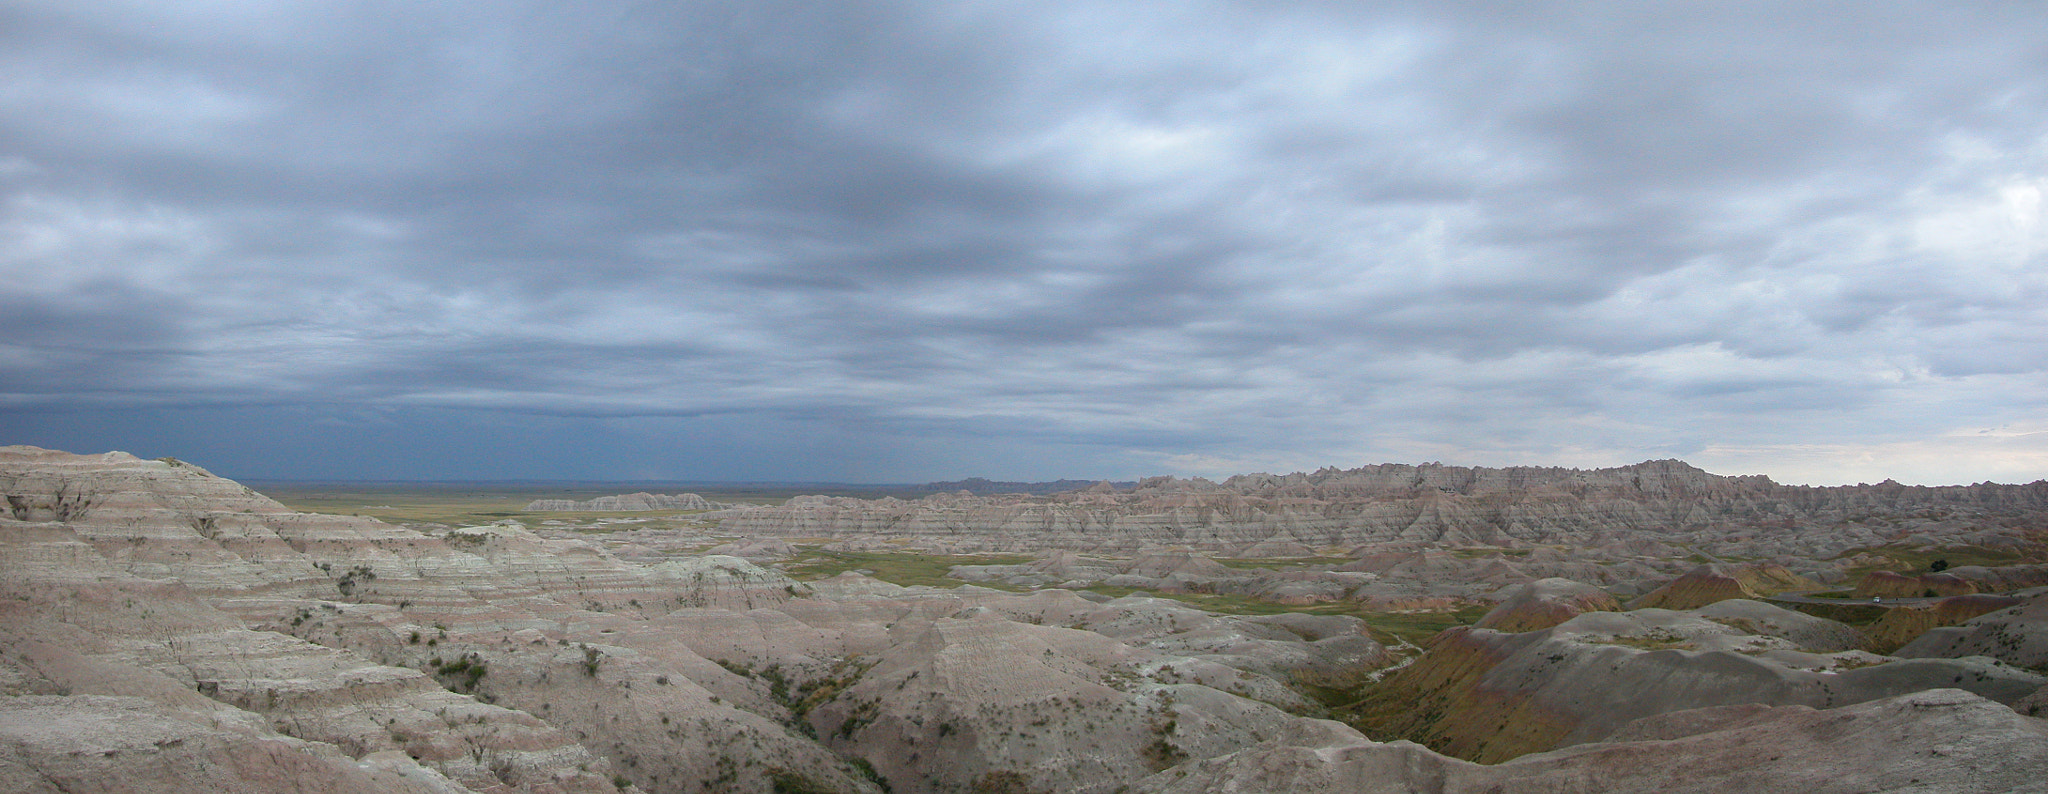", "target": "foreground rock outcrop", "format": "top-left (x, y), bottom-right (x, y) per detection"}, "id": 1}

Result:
top-left (1895, 590), bottom-right (2048, 669)
top-left (0, 694), bottom-right (470, 794)
top-left (1350, 597), bottom-right (2041, 762)
top-left (1136, 688), bottom-right (2048, 793)
top-left (0, 449), bottom-right (877, 793)
top-left (0, 447), bottom-right (1398, 793)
